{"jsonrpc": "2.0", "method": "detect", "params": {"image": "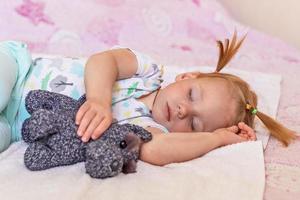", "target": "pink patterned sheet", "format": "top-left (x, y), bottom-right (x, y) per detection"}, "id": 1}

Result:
top-left (1, 0), bottom-right (299, 199)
